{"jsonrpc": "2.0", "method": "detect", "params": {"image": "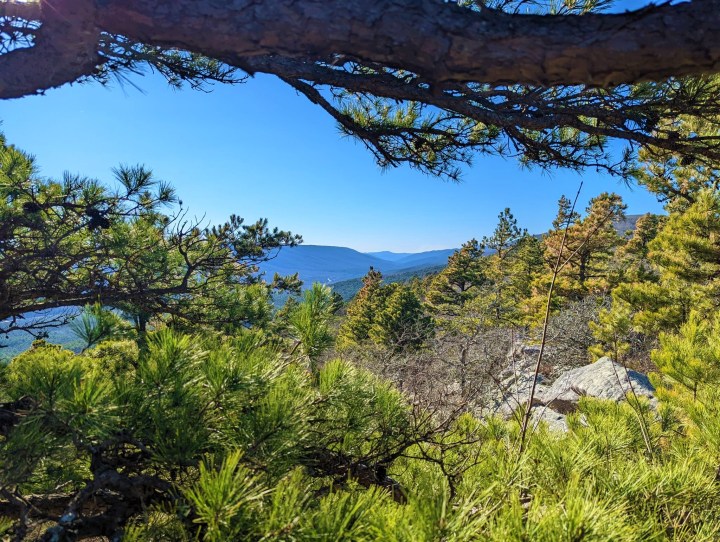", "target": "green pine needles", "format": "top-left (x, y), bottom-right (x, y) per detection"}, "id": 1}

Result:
top-left (2, 328), bottom-right (720, 540)
top-left (6, 133), bottom-right (720, 539)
